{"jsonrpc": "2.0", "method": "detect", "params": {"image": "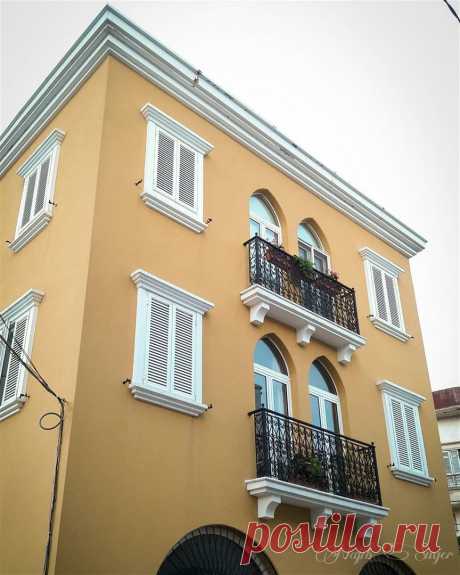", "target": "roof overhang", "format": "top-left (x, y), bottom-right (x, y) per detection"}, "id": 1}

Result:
top-left (0, 5), bottom-right (427, 257)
